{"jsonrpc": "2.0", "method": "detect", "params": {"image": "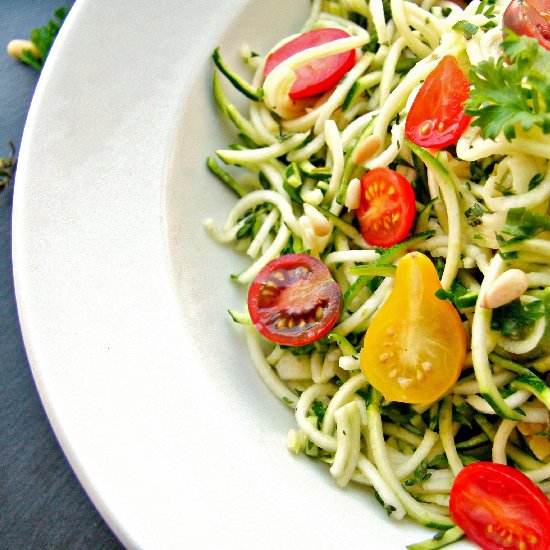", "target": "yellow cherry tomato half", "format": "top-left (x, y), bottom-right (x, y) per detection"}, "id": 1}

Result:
top-left (360, 252), bottom-right (466, 404)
